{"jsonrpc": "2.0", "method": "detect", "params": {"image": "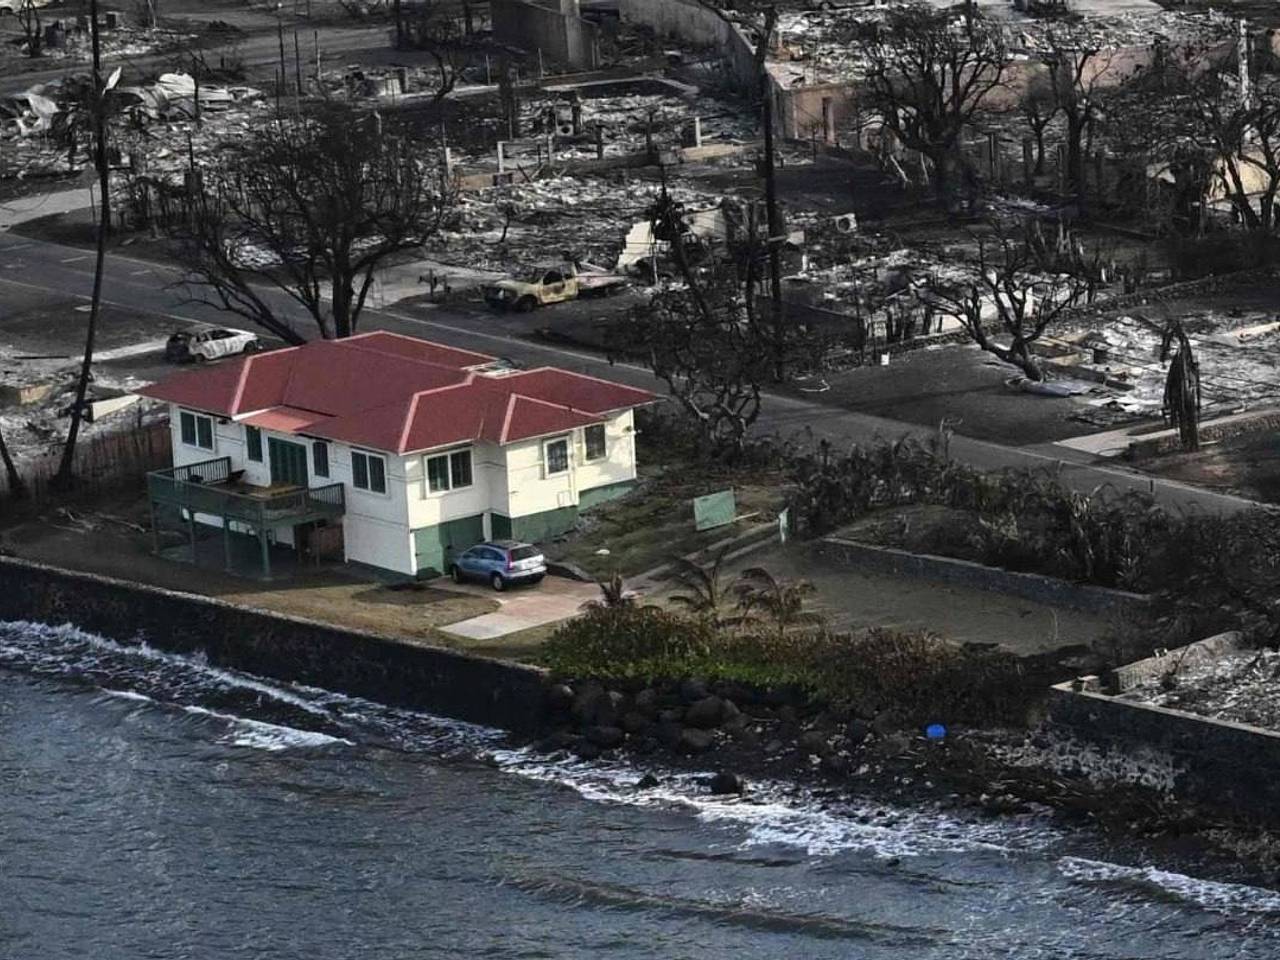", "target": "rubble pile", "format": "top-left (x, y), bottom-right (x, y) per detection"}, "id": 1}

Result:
top-left (773, 6), bottom-right (1236, 84)
top-left (12, 20), bottom-right (193, 63)
top-left (1, 73), bottom-right (268, 186)
top-left (430, 174), bottom-right (727, 275)
top-left (1062, 310), bottom-right (1280, 415)
top-left (1120, 648), bottom-right (1280, 733)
